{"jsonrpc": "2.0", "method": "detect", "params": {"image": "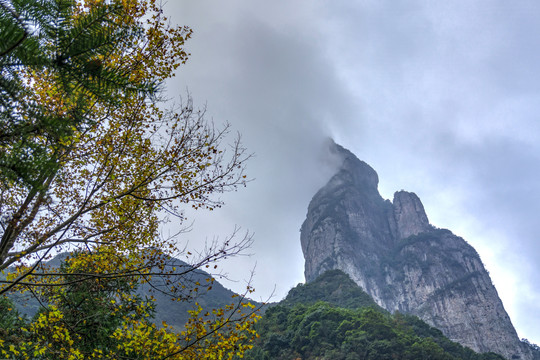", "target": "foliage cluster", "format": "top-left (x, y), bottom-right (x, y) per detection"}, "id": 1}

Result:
top-left (6, 251), bottom-right (259, 332)
top-left (241, 270), bottom-right (505, 360)
top-left (0, 0), bottom-right (260, 358)
top-left (1, 252), bottom-right (260, 359)
top-left (280, 270), bottom-right (382, 311)
top-left (521, 339), bottom-right (540, 360)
